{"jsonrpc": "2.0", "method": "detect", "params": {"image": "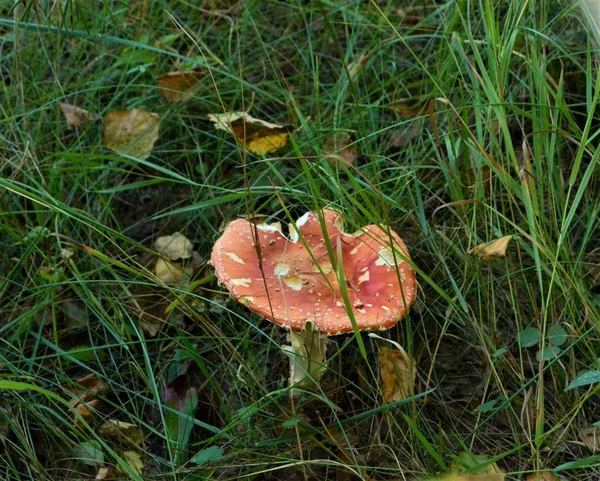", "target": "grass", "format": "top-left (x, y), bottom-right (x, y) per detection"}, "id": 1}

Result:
top-left (1, 0), bottom-right (600, 479)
